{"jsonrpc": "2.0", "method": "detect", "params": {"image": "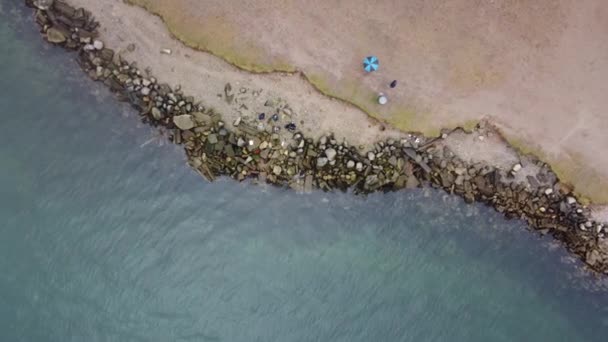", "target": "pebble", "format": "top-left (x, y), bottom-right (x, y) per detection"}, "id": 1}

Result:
top-left (317, 157), bottom-right (328, 168)
top-left (347, 160), bottom-right (355, 169)
top-left (566, 197), bottom-right (577, 205)
top-left (93, 40), bottom-right (104, 50)
top-left (356, 162), bottom-right (364, 172)
top-left (512, 163), bottom-right (522, 172)
top-left (259, 141), bottom-right (269, 150)
top-left (544, 188), bottom-right (554, 195)
top-left (367, 152), bottom-right (375, 161)
top-left (325, 148), bottom-right (337, 161)
top-left (273, 165), bottom-right (282, 175)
